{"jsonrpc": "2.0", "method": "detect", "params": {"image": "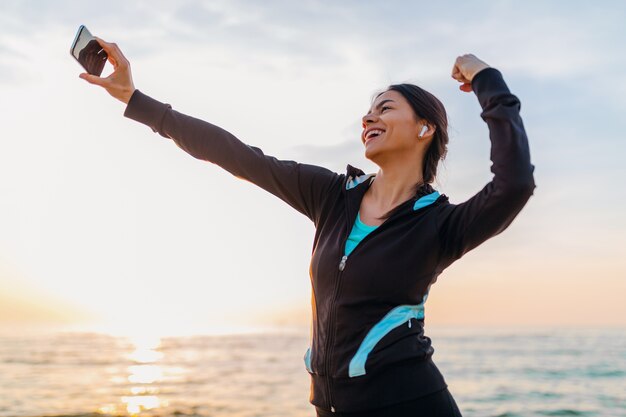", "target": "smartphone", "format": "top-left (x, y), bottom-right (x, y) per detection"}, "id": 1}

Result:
top-left (70, 25), bottom-right (108, 76)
